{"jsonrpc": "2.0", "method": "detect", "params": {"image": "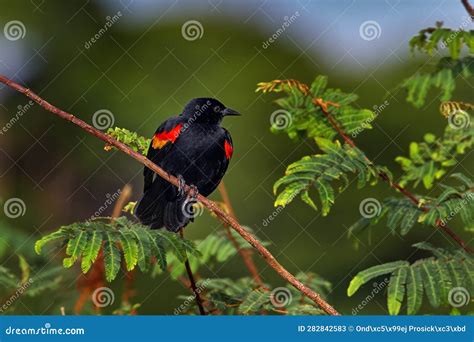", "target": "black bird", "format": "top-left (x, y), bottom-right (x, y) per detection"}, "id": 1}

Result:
top-left (135, 98), bottom-right (240, 232)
